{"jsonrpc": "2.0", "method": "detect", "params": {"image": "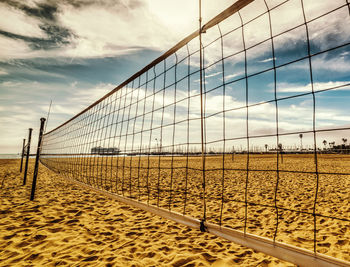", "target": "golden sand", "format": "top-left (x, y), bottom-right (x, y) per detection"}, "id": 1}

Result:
top-left (1, 155), bottom-right (349, 266)
top-left (42, 154), bottom-right (350, 258)
top-left (0, 158), bottom-right (295, 266)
